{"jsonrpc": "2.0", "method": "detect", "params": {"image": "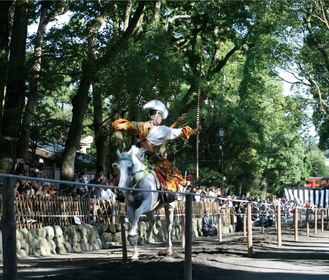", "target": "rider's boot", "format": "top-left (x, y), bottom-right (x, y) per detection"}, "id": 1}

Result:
top-left (164, 191), bottom-right (177, 203)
